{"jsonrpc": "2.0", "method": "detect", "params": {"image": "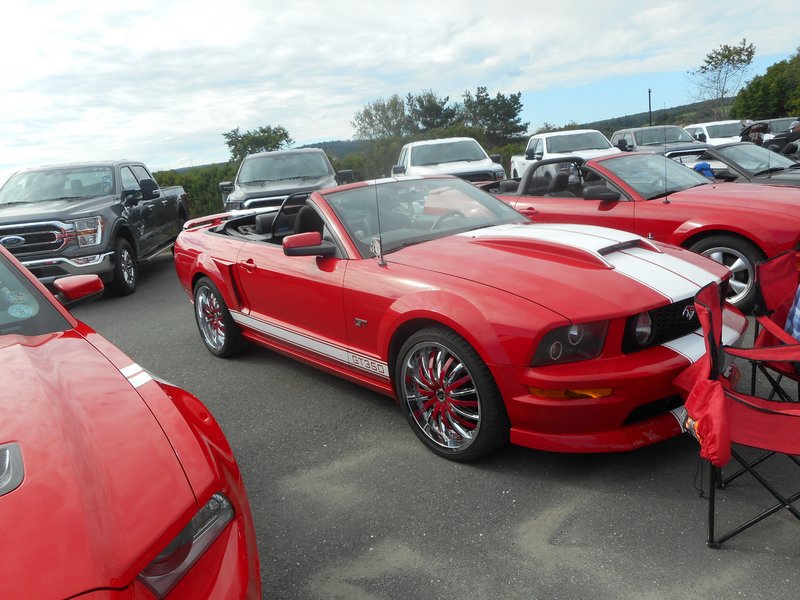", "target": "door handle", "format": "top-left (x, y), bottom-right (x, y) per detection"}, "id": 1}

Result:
top-left (239, 257), bottom-right (257, 272)
top-left (519, 207), bottom-right (538, 216)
